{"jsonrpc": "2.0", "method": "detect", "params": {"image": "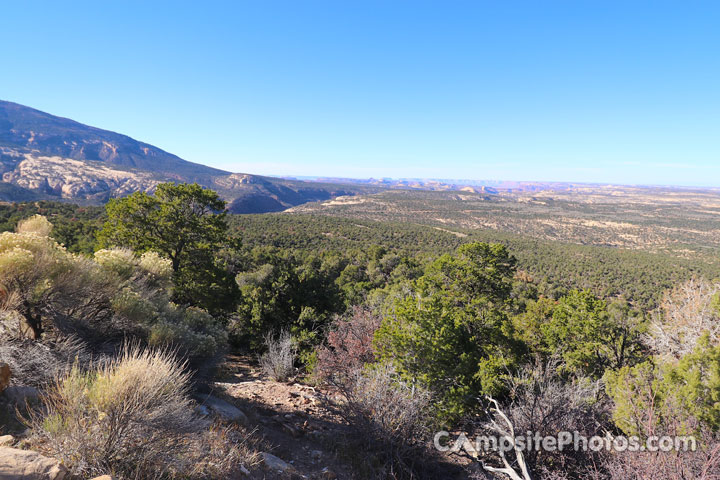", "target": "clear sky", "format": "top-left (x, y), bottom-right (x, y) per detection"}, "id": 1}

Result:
top-left (2, 1), bottom-right (719, 186)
